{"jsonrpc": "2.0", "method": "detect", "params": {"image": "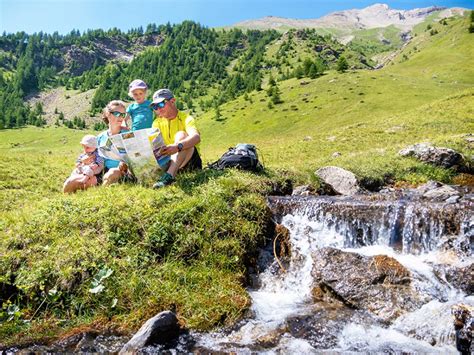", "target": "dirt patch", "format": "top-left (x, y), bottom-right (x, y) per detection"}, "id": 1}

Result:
top-left (27, 87), bottom-right (100, 126)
